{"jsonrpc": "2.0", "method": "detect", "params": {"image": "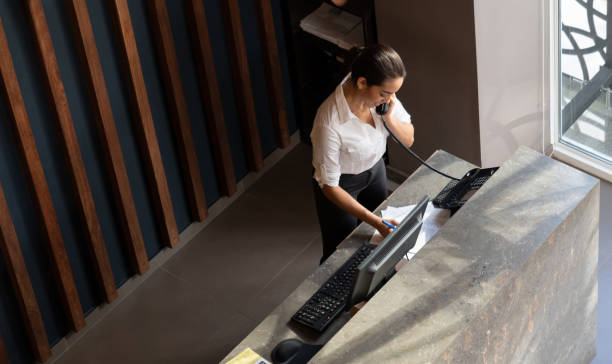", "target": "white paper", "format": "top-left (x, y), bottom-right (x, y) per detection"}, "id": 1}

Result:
top-left (370, 202), bottom-right (450, 259)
